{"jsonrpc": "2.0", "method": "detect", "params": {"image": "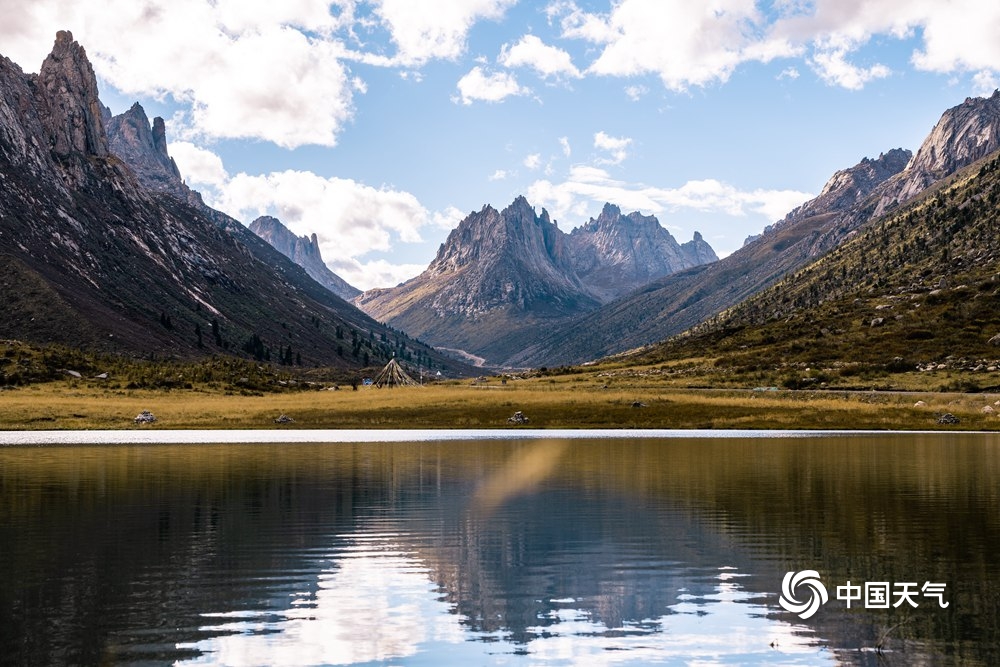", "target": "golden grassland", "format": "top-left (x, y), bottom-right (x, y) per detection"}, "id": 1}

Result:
top-left (2, 367), bottom-right (1000, 431)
